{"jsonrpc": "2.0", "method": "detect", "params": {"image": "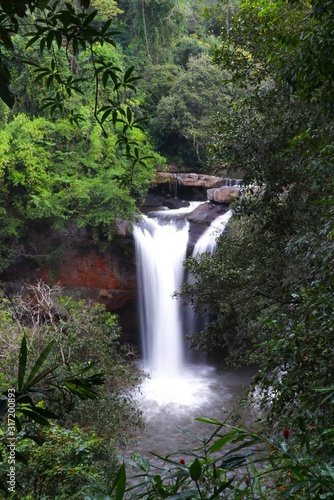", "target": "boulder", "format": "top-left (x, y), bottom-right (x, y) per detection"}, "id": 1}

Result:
top-left (187, 201), bottom-right (227, 224)
top-left (178, 173), bottom-right (224, 188)
top-left (207, 186), bottom-right (241, 204)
